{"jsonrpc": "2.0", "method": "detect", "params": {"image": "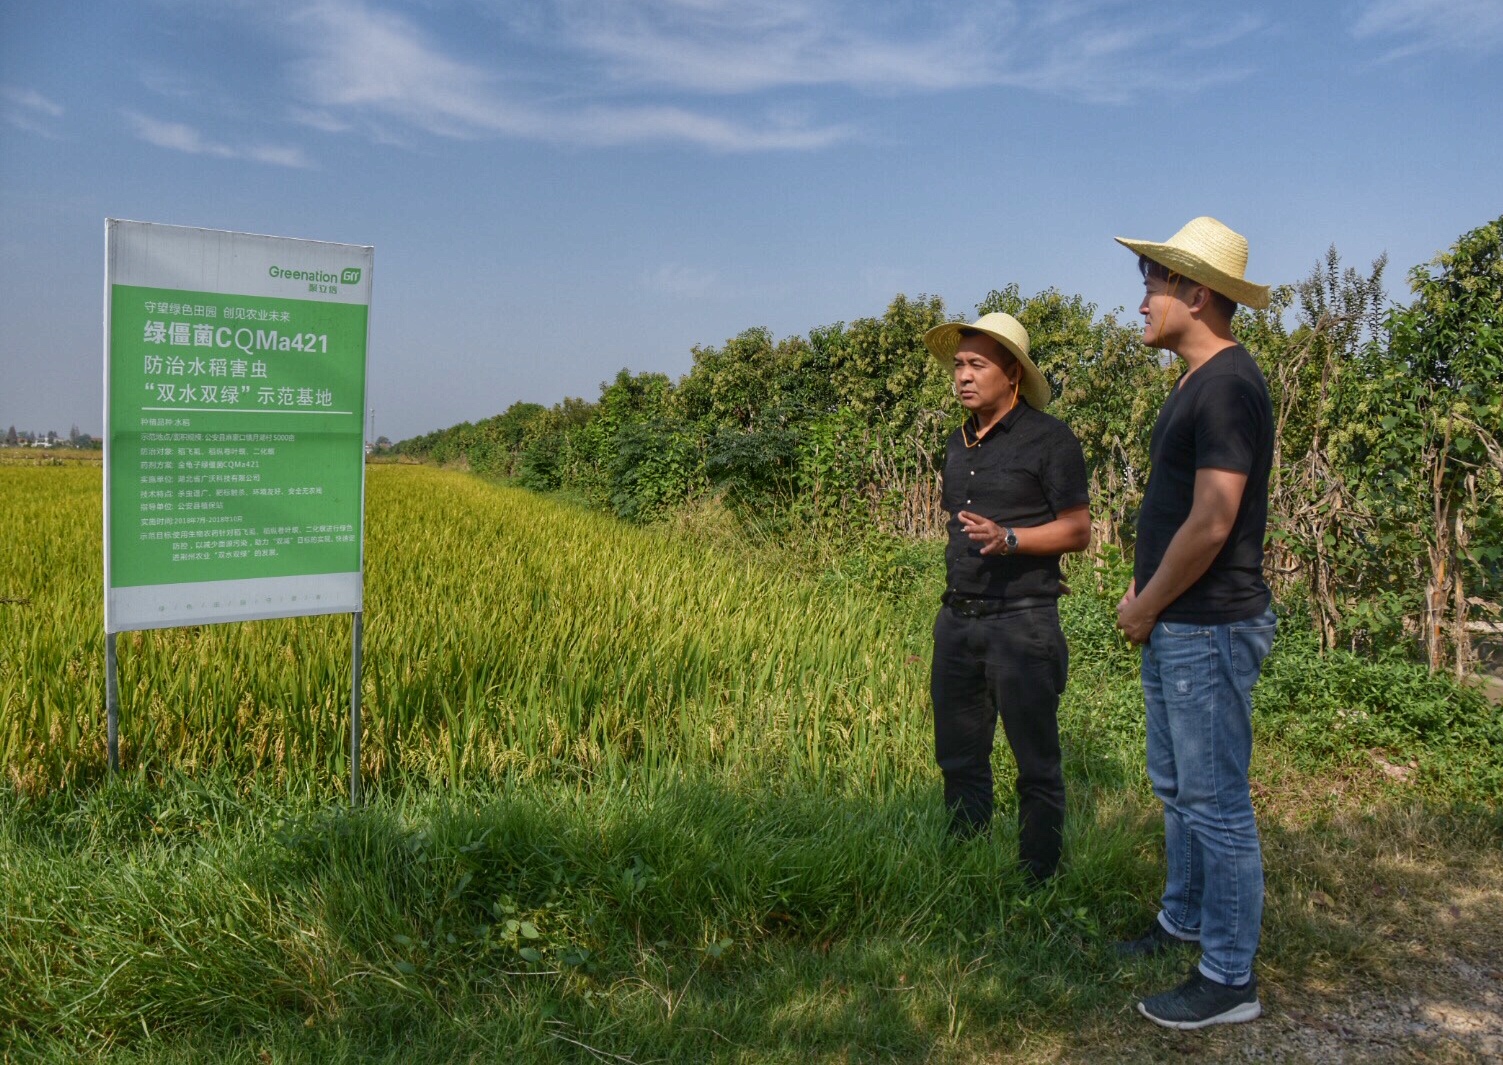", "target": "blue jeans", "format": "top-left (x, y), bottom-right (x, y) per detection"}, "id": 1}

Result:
top-left (1142, 608), bottom-right (1276, 987)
